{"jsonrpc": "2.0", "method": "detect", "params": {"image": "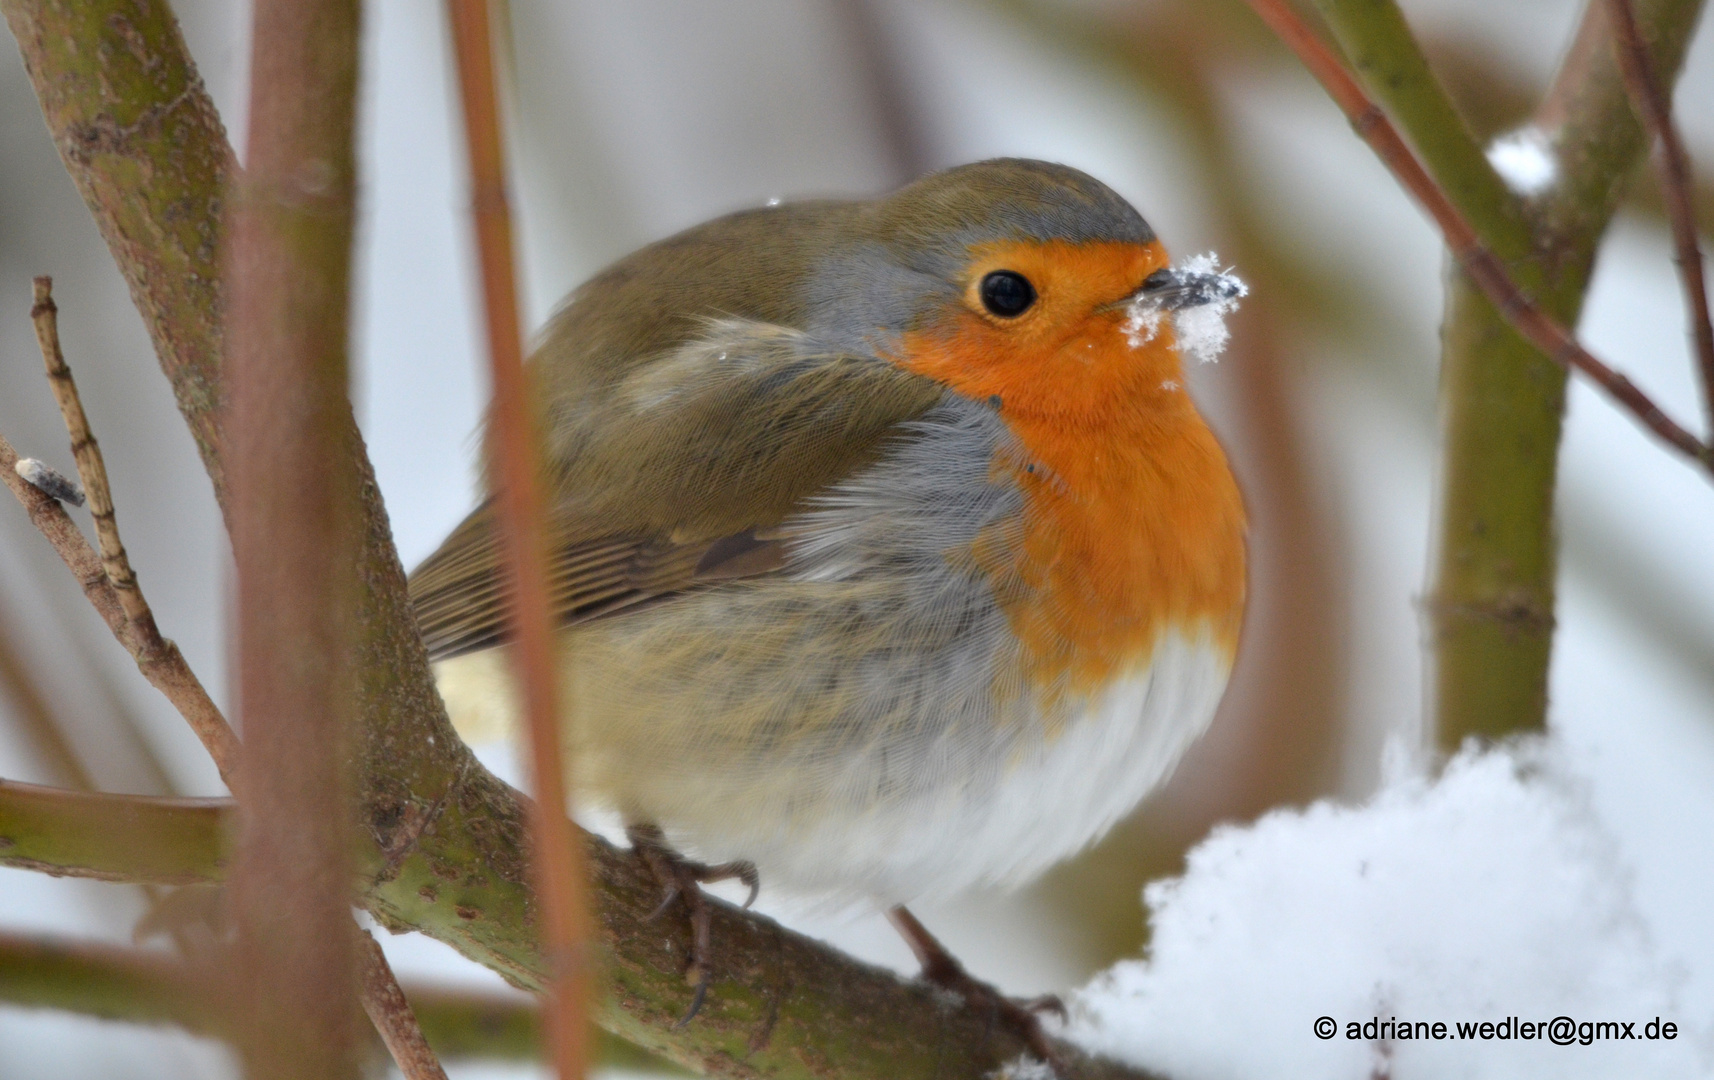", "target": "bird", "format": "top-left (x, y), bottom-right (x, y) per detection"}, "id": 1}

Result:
top-left (408, 157), bottom-right (1247, 1061)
